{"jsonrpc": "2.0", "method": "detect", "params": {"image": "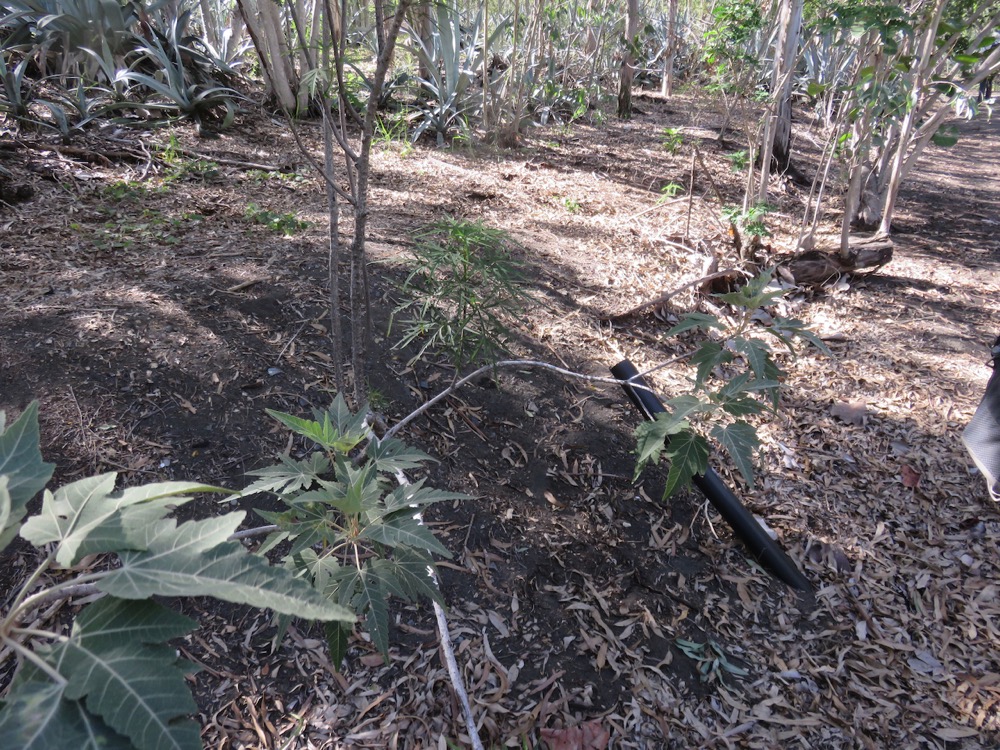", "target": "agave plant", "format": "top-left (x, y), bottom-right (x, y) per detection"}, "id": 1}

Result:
top-left (117, 32), bottom-right (242, 128)
top-left (403, 4), bottom-right (507, 145)
top-left (0, 0), bottom-right (137, 76)
top-left (0, 54), bottom-right (32, 120)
